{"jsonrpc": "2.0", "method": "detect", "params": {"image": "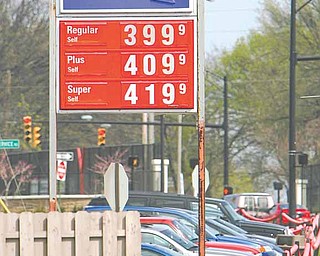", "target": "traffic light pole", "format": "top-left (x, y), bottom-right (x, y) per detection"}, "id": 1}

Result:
top-left (288, 0), bottom-right (297, 222)
top-left (288, 0), bottom-right (314, 224)
top-left (223, 76), bottom-right (229, 188)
